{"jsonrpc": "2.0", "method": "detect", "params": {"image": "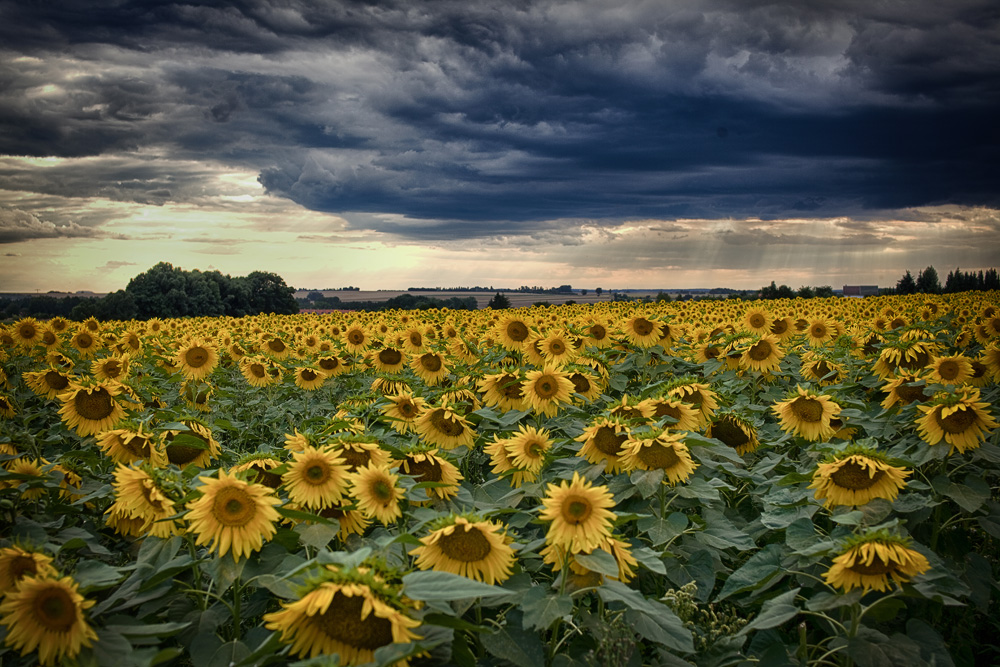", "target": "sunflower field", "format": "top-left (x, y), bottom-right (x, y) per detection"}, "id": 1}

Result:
top-left (2, 293), bottom-right (1000, 666)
